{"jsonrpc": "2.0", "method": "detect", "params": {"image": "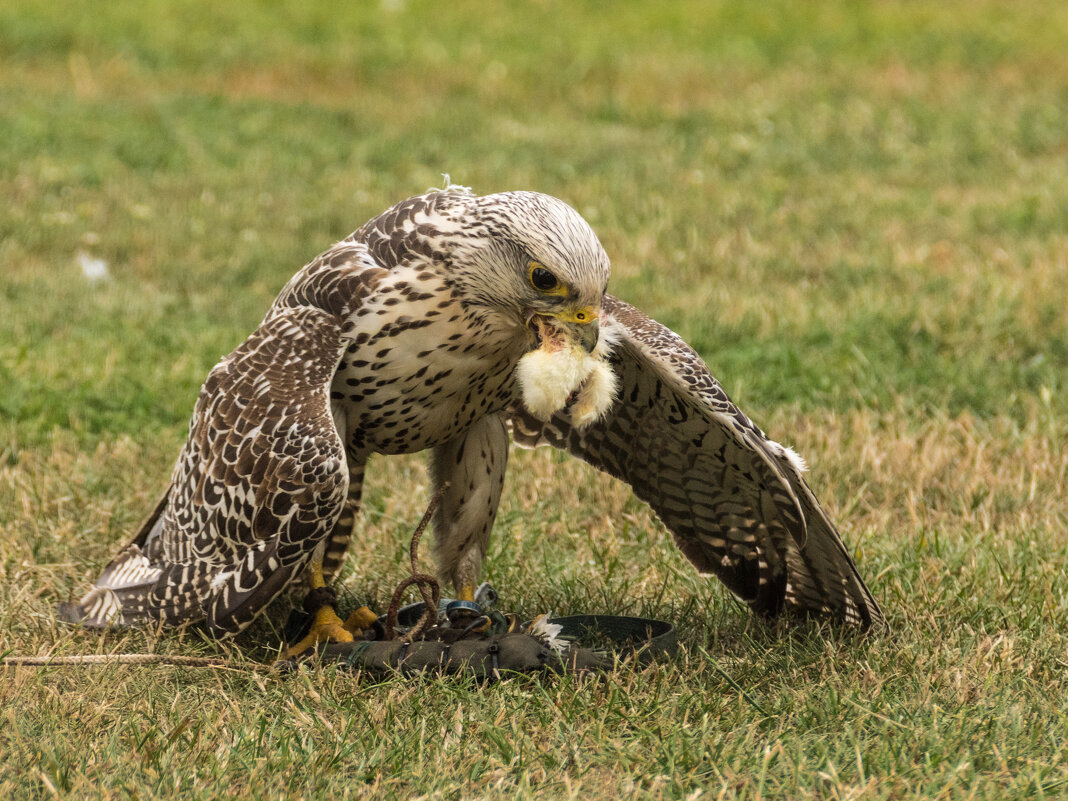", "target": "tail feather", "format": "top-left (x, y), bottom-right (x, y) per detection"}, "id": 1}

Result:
top-left (59, 543), bottom-right (165, 628)
top-left (59, 584), bottom-right (153, 628)
top-left (60, 485), bottom-right (207, 629)
top-left (60, 547), bottom-right (210, 628)
top-left (782, 474), bottom-right (885, 630)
